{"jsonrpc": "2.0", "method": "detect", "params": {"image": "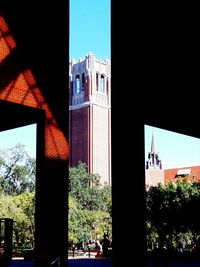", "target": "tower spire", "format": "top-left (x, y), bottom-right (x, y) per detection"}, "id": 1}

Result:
top-left (151, 128), bottom-right (156, 153)
top-left (146, 127), bottom-right (162, 170)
